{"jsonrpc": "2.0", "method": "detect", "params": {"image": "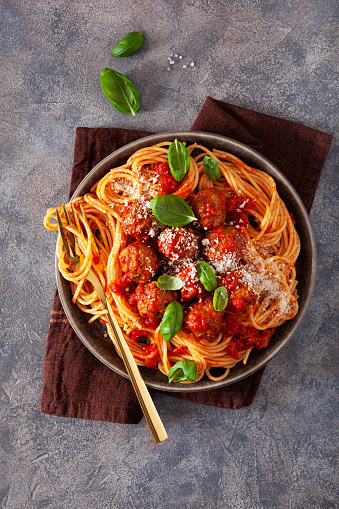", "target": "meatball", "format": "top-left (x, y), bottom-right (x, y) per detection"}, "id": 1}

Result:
top-left (134, 281), bottom-right (178, 318)
top-left (121, 197), bottom-right (154, 239)
top-left (184, 296), bottom-right (224, 339)
top-left (158, 227), bottom-right (200, 262)
top-left (191, 188), bottom-right (226, 229)
top-left (204, 225), bottom-right (244, 262)
top-left (119, 241), bottom-right (159, 284)
top-left (177, 263), bottom-right (204, 301)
